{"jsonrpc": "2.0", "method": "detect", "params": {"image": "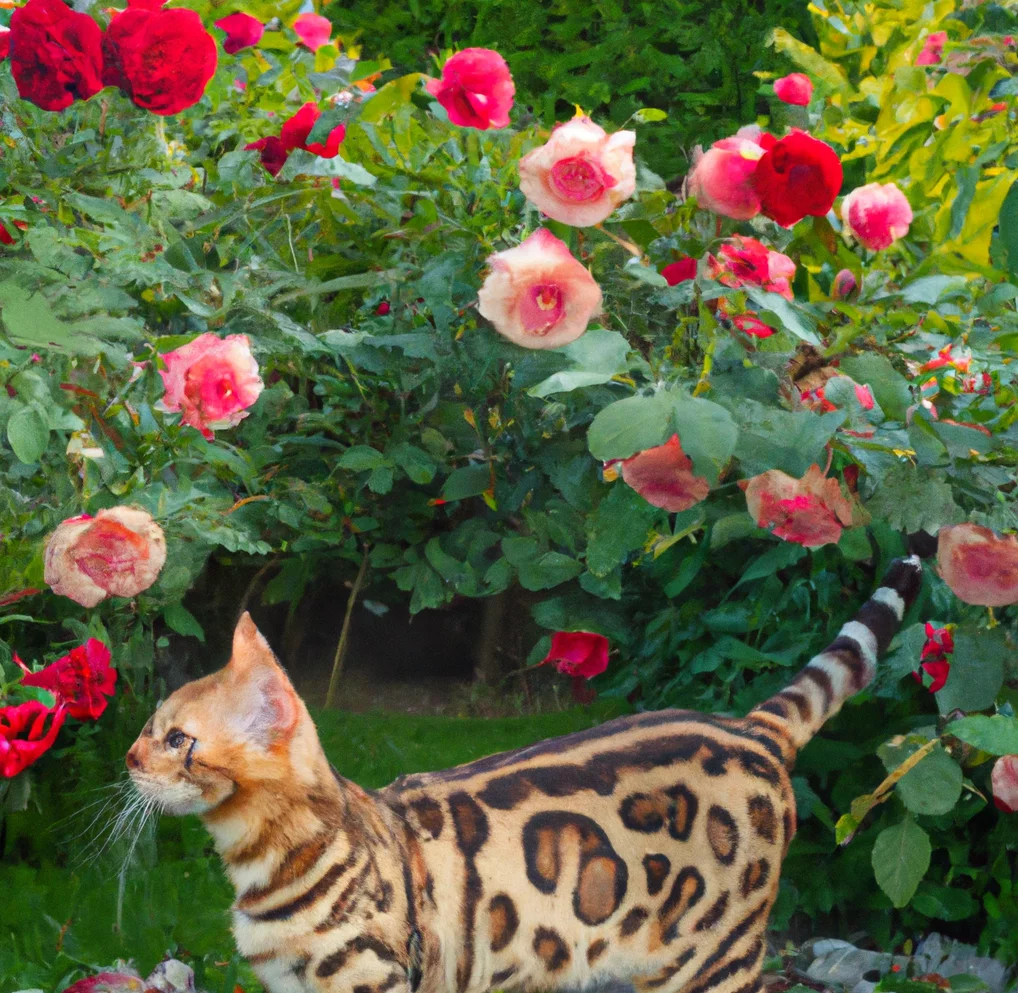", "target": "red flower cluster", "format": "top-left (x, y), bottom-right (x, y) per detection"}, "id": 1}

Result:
top-left (912, 622), bottom-right (953, 693)
top-left (247, 102), bottom-right (347, 176)
top-left (541, 631), bottom-right (609, 679)
top-left (7, 0), bottom-right (217, 115)
top-left (2, 638), bottom-right (116, 777)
